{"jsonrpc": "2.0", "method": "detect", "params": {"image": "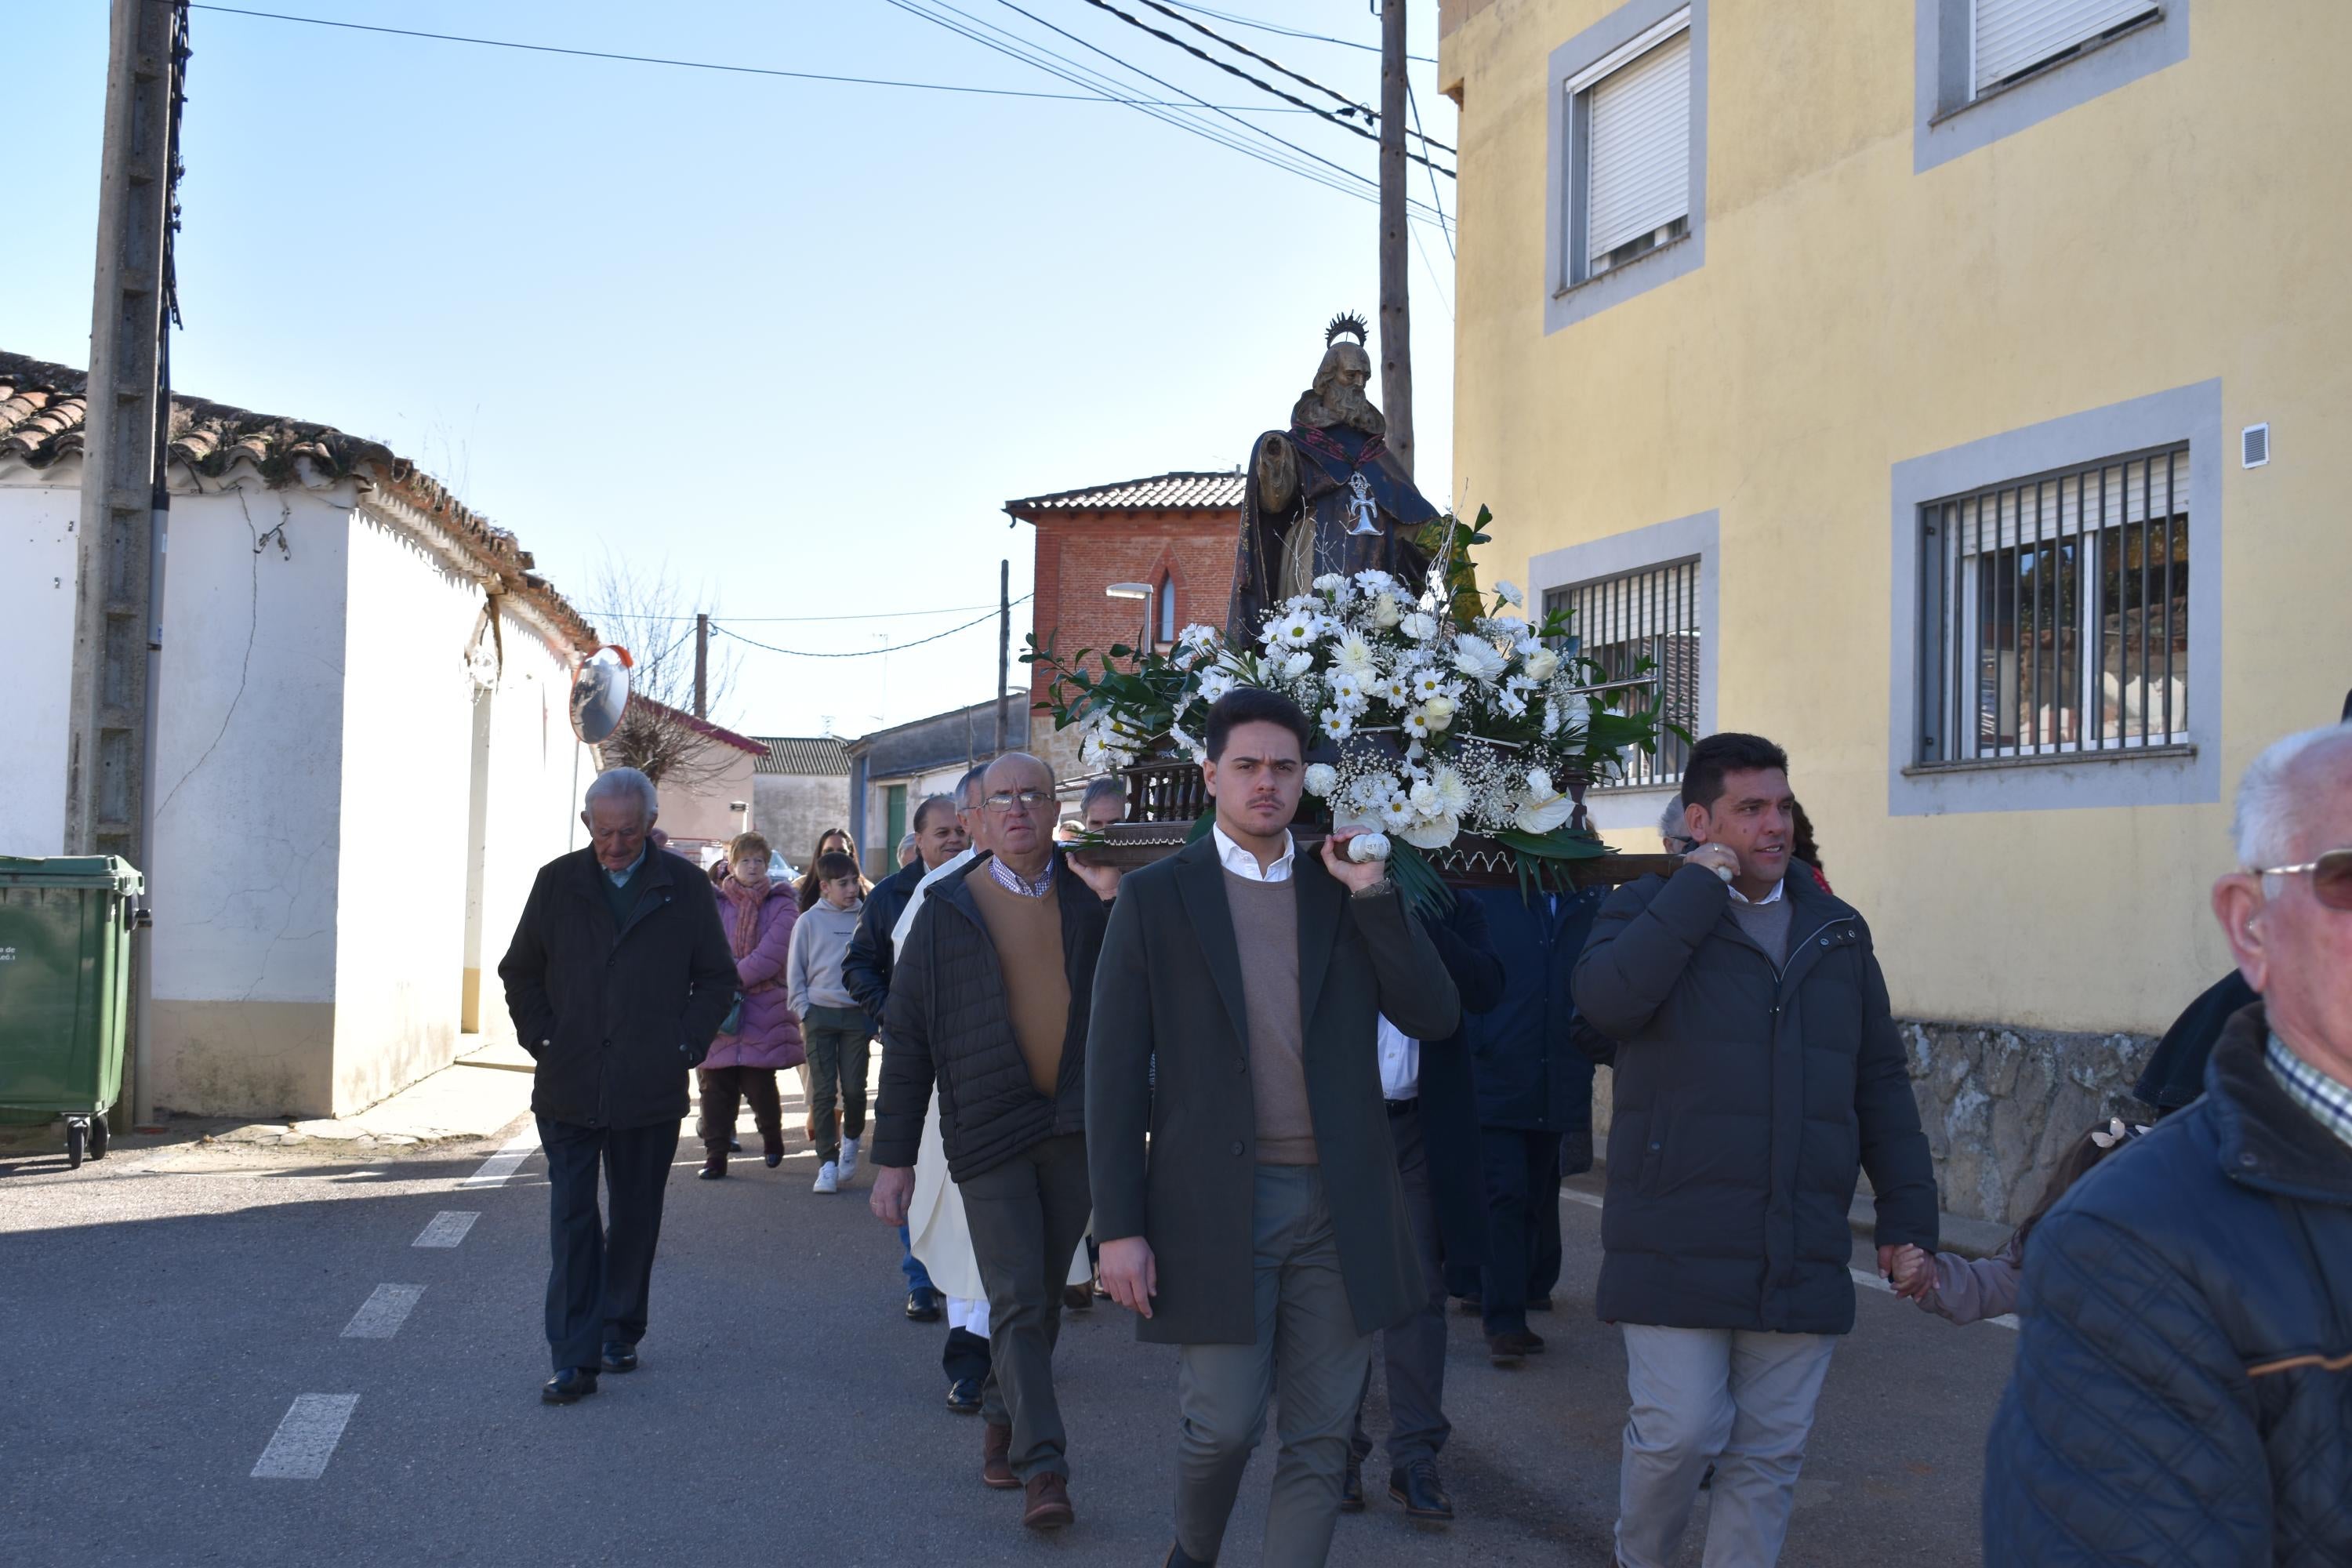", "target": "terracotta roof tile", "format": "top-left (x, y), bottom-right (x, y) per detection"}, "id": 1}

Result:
top-left (0, 350), bottom-right (598, 653)
top-left (1004, 470), bottom-right (1246, 517)
top-left (753, 735), bottom-right (851, 776)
